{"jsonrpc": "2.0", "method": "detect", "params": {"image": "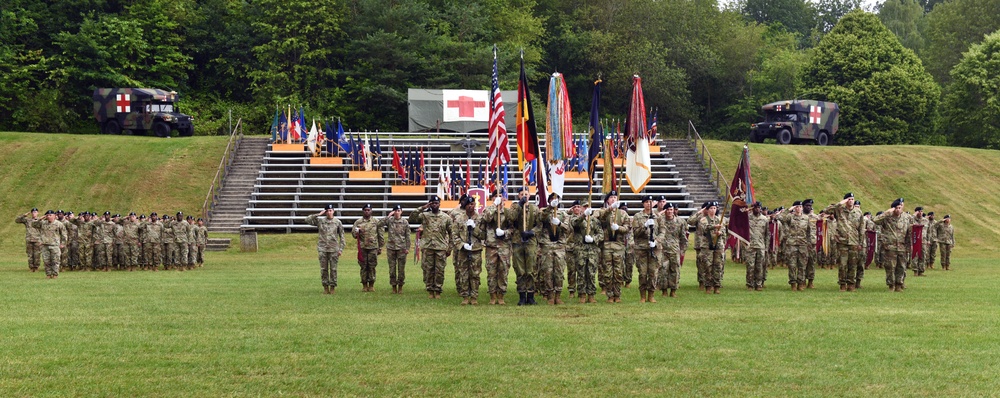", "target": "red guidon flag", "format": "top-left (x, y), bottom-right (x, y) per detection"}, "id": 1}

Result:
top-left (911, 224), bottom-right (924, 259)
top-left (865, 230), bottom-right (877, 267)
